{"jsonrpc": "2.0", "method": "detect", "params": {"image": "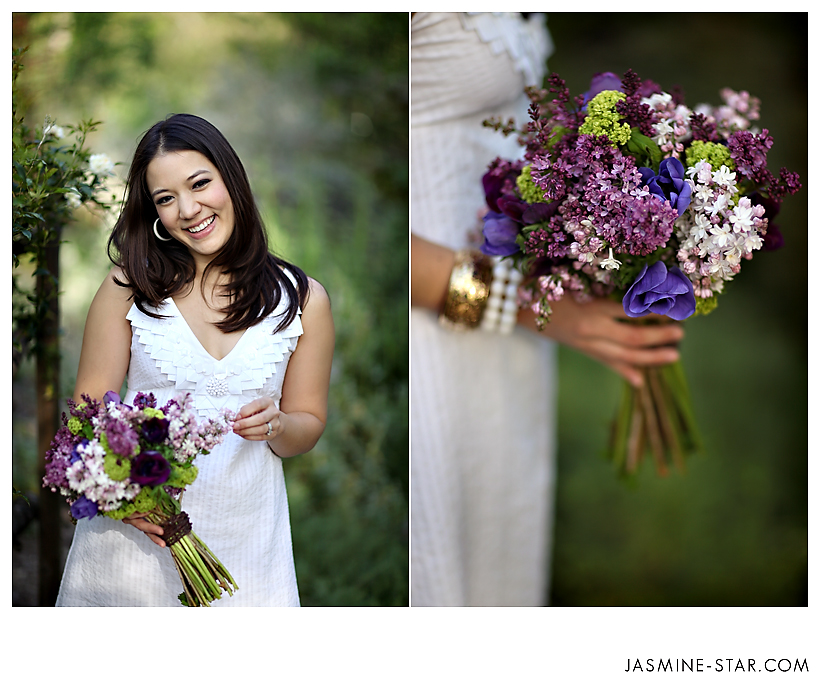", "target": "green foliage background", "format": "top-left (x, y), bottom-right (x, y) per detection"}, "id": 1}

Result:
top-left (543, 12), bottom-right (807, 606)
top-left (12, 12), bottom-right (408, 606)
